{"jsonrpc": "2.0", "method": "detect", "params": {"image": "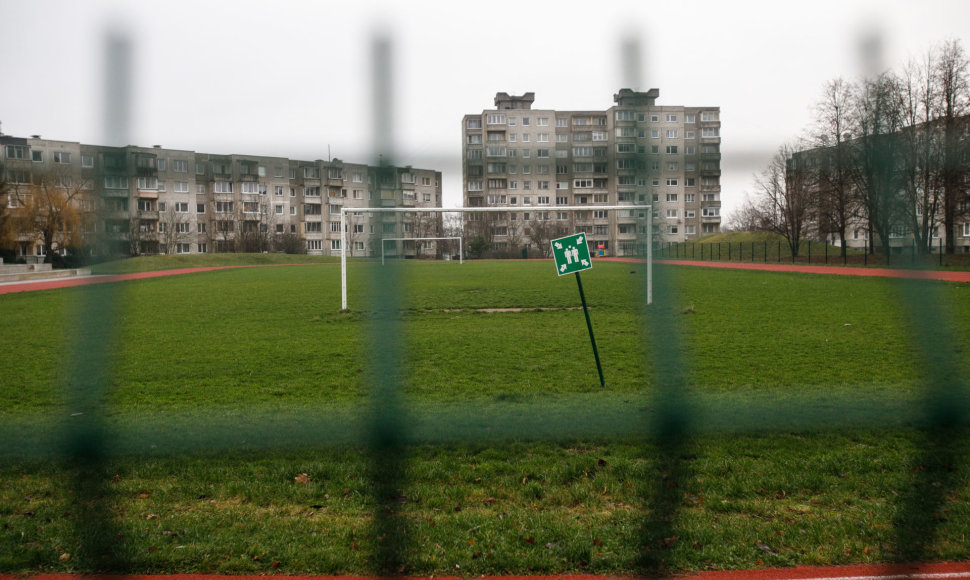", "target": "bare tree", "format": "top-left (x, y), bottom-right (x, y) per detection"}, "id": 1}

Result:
top-left (851, 72), bottom-right (907, 259)
top-left (526, 211), bottom-right (564, 258)
top-left (753, 144), bottom-right (812, 256)
top-left (724, 193), bottom-right (771, 232)
top-left (811, 78), bottom-right (858, 259)
top-left (898, 52), bottom-right (945, 254)
top-left (935, 39), bottom-right (970, 253)
top-left (9, 168), bottom-right (91, 263)
top-left (158, 206), bottom-right (193, 254)
top-left (0, 159), bottom-right (13, 255)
